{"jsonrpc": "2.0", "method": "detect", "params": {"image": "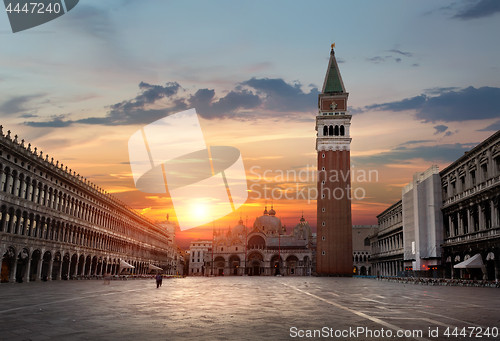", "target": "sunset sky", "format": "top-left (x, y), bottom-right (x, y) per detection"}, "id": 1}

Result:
top-left (1, 0), bottom-right (499, 248)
